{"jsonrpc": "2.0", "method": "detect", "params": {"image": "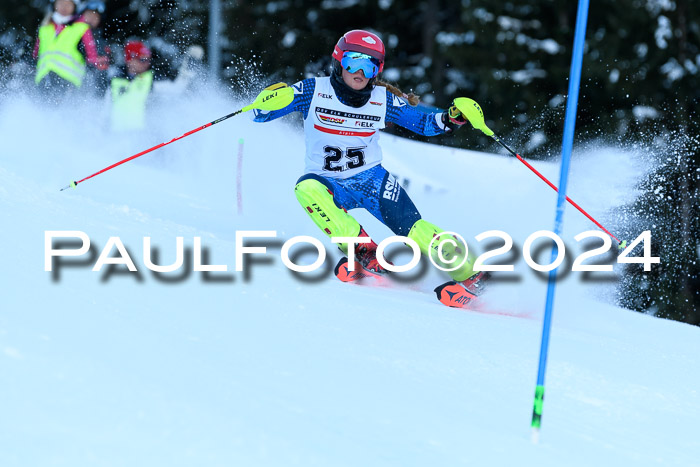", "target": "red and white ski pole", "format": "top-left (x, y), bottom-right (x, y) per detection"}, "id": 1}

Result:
top-left (60, 83), bottom-right (293, 191)
top-left (454, 97), bottom-right (626, 248)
